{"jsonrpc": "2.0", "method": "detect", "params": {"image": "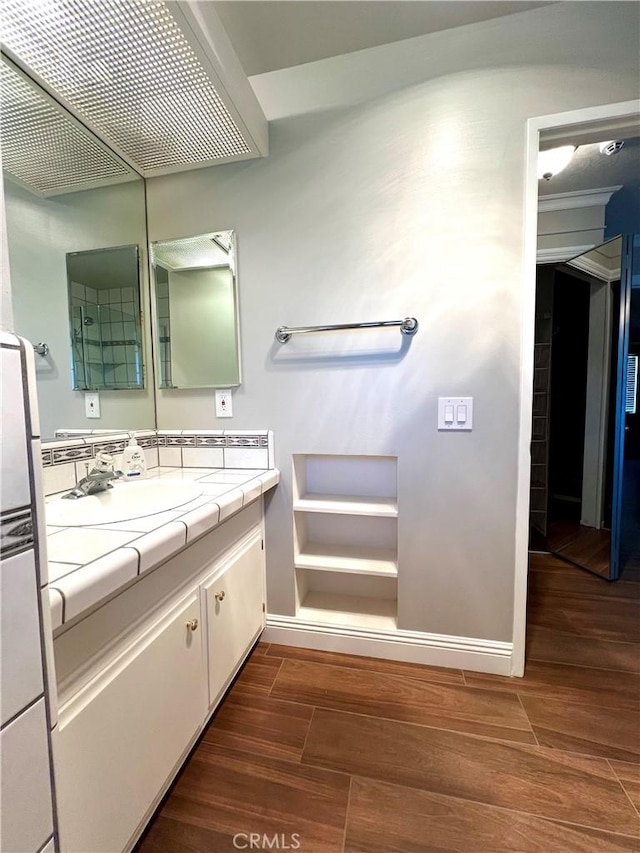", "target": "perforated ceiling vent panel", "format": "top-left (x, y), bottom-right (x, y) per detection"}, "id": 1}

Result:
top-left (1, 0), bottom-right (252, 174)
top-left (151, 232), bottom-right (234, 270)
top-left (0, 60), bottom-right (132, 195)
